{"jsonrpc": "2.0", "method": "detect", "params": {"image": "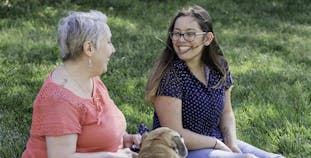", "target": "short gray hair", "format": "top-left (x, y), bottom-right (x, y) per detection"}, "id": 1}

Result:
top-left (57, 10), bottom-right (109, 61)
